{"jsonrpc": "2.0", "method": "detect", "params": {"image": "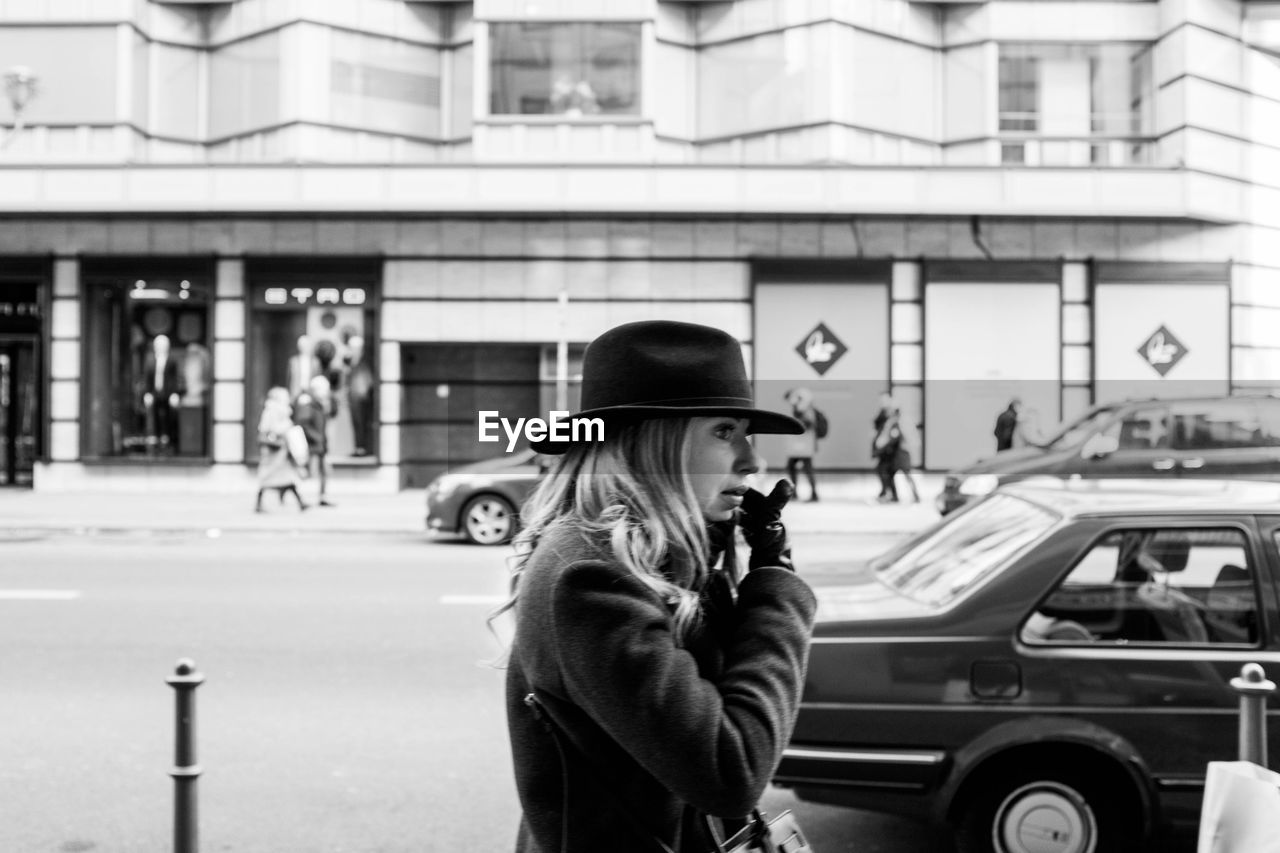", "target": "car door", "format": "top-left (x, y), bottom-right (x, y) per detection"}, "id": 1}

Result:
top-left (1169, 398), bottom-right (1279, 481)
top-left (1017, 518), bottom-right (1280, 826)
top-left (1066, 404), bottom-right (1179, 480)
